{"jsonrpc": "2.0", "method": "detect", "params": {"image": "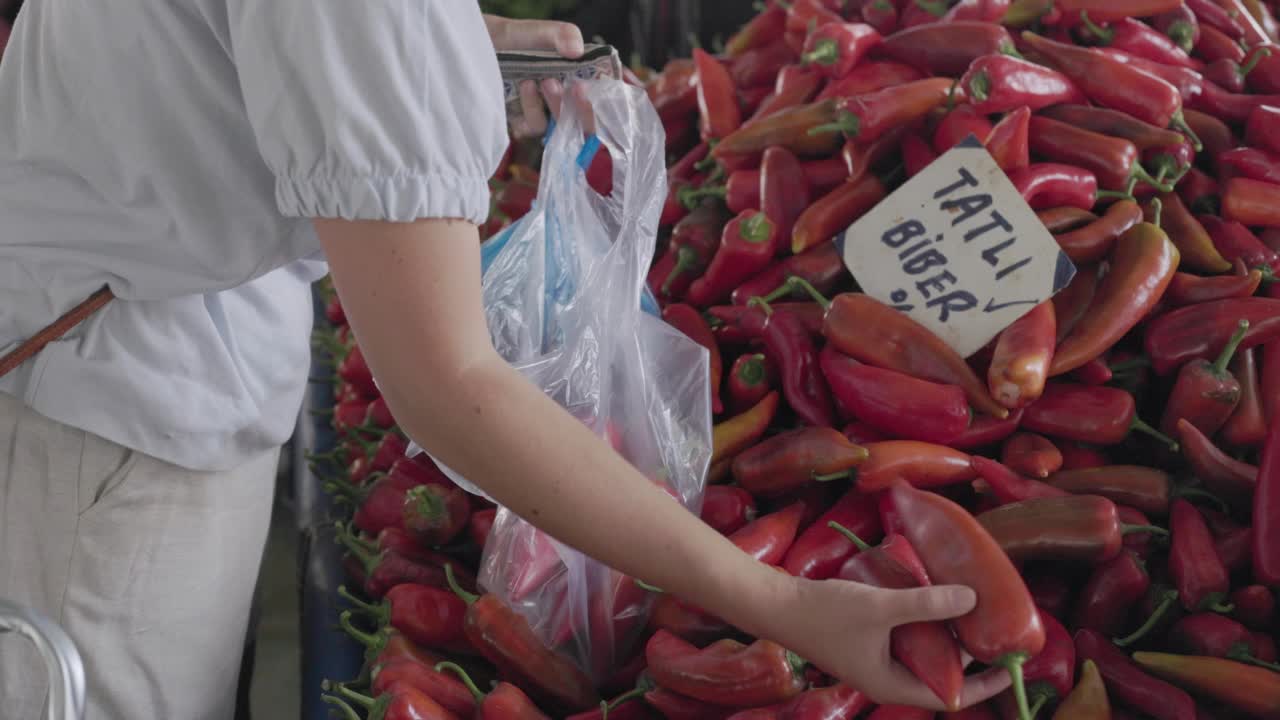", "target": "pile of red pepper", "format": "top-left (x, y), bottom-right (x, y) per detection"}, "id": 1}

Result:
top-left (308, 1), bottom-right (1280, 716)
